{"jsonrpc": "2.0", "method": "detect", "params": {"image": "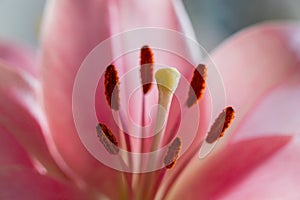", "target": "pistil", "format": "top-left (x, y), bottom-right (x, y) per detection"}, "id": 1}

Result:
top-left (151, 67), bottom-right (181, 151)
